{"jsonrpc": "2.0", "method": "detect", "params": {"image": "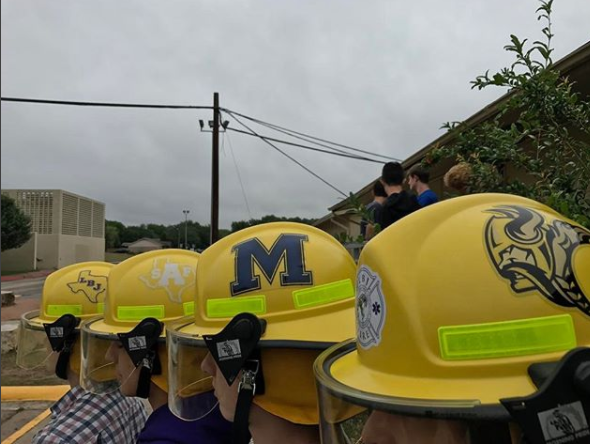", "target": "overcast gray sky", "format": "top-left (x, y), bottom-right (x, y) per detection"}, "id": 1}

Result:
top-left (2, 0), bottom-right (589, 228)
